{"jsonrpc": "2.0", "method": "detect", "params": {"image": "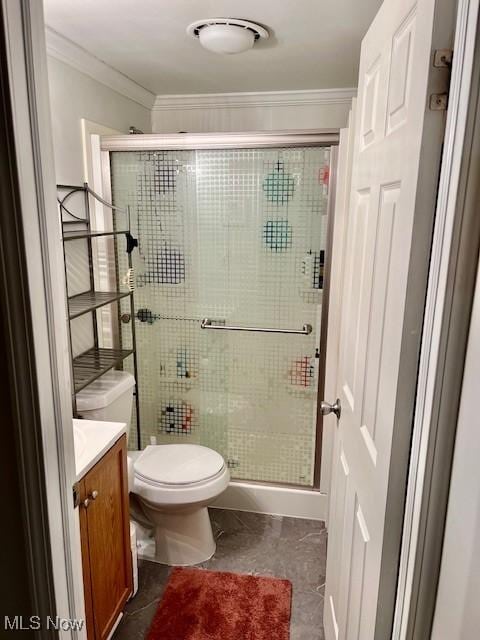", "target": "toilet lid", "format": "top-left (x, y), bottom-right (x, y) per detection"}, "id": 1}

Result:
top-left (134, 444), bottom-right (225, 485)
